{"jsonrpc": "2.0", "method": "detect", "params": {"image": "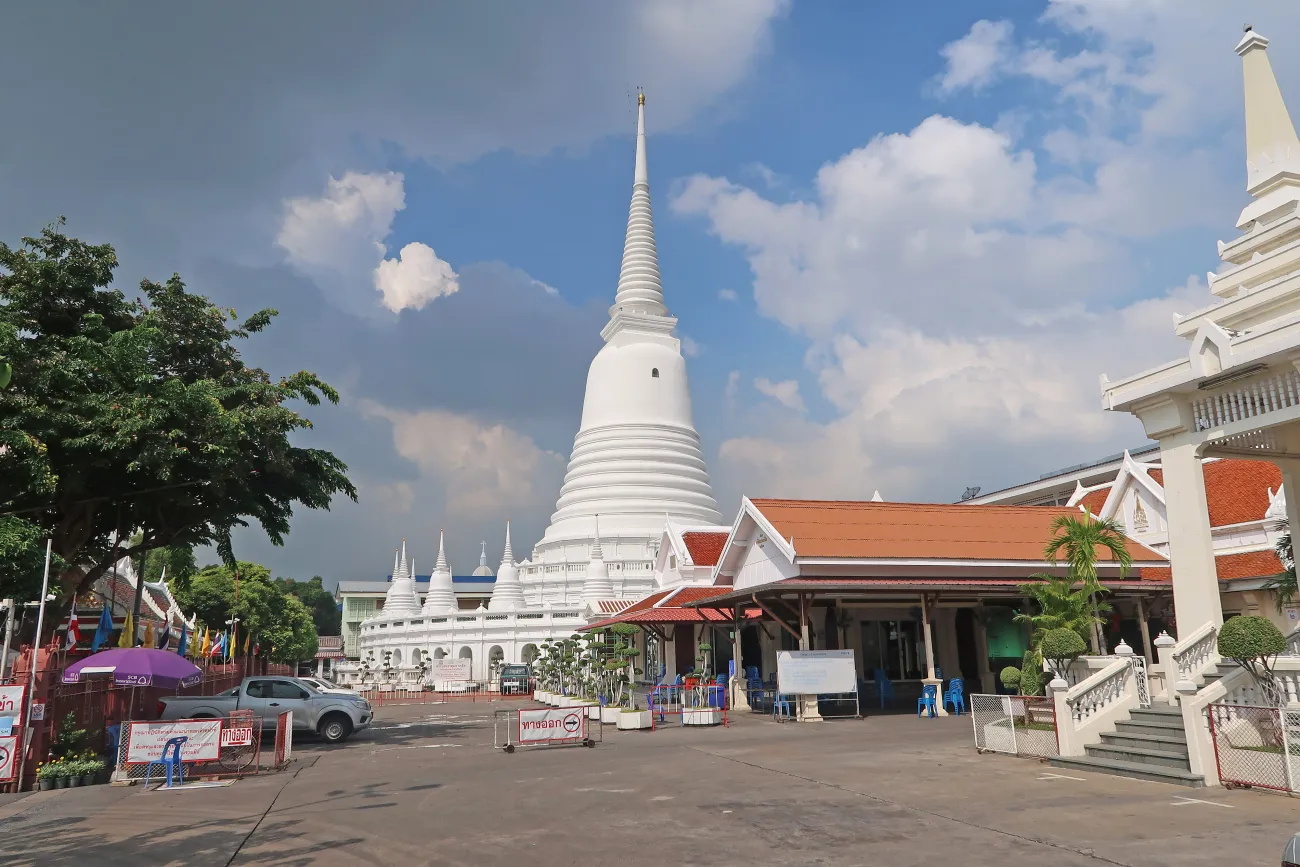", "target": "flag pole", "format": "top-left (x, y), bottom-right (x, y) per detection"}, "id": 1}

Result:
top-left (20, 538), bottom-right (53, 790)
